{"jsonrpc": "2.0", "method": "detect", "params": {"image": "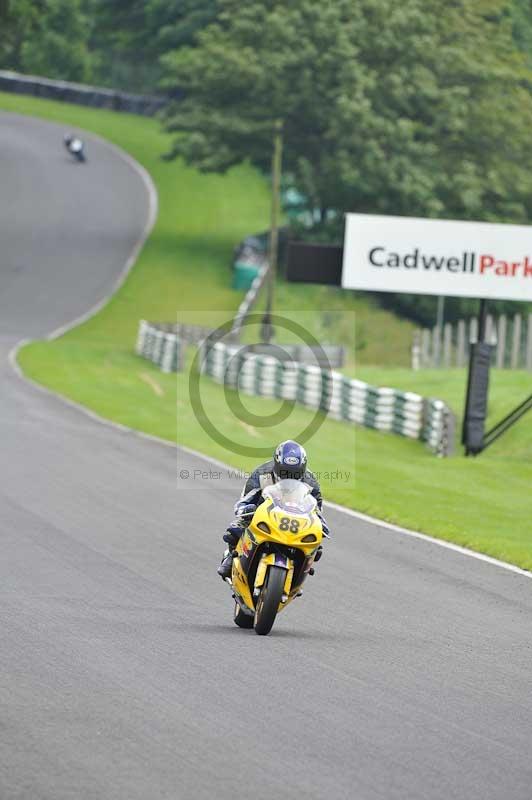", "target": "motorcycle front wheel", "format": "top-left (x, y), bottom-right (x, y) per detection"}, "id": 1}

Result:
top-left (233, 602), bottom-right (254, 629)
top-left (254, 565), bottom-right (286, 636)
